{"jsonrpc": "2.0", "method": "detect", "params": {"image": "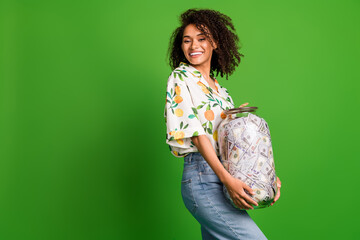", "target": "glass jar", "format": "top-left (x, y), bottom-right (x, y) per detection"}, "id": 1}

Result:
top-left (218, 107), bottom-right (278, 209)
